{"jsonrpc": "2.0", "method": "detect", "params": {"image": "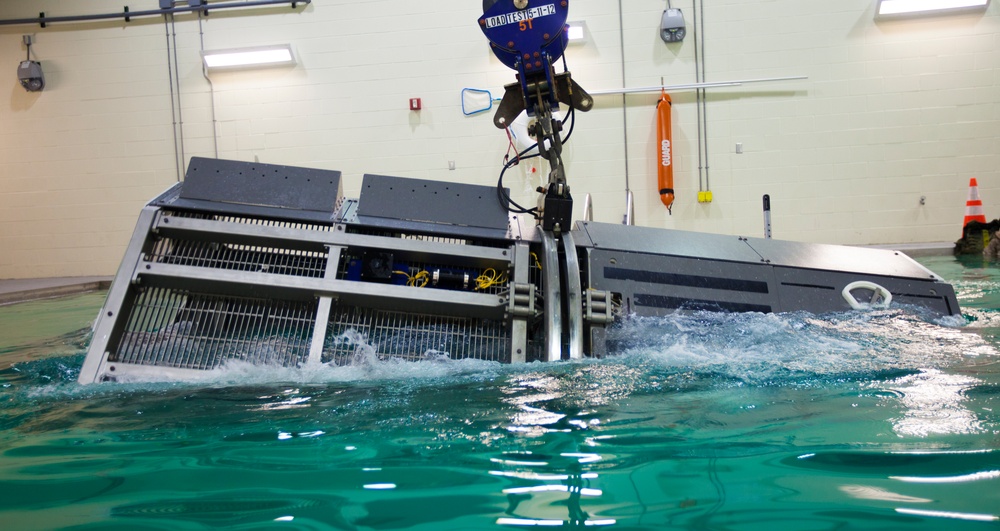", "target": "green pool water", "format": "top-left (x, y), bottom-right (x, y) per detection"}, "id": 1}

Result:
top-left (1, 254), bottom-right (998, 530)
